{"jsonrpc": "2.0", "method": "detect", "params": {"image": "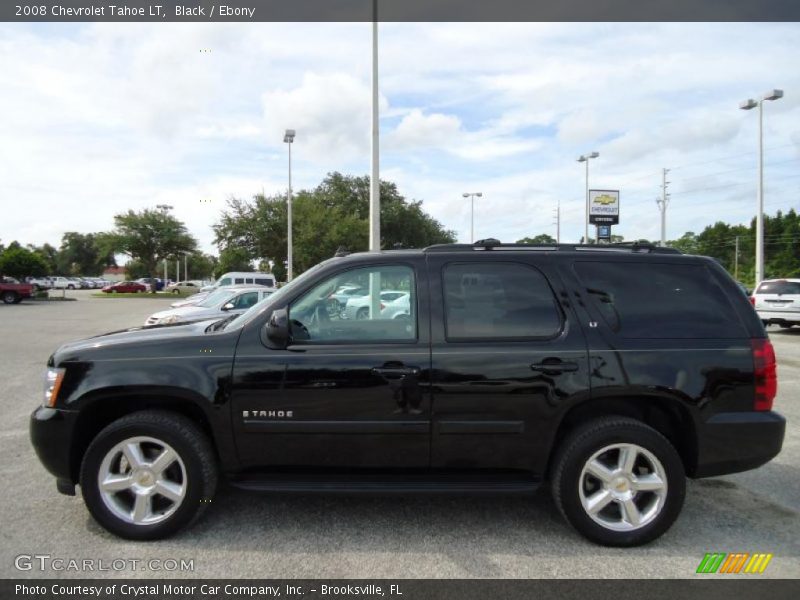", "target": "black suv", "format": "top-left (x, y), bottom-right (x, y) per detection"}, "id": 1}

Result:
top-left (30, 241), bottom-right (785, 546)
